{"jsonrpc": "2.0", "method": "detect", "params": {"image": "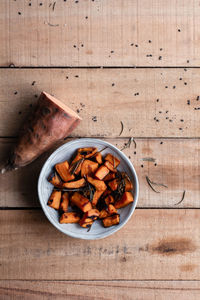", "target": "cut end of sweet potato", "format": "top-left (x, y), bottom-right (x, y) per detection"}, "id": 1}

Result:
top-left (105, 153), bottom-right (120, 167)
top-left (92, 190), bottom-right (104, 206)
top-left (104, 195), bottom-right (115, 205)
top-left (104, 161), bottom-right (117, 173)
top-left (87, 176), bottom-right (107, 191)
top-left (55, 161), bottom-right (75, 182)
top-left (47, 190), bottom-right (61, 210)
top-left (81, 160), bottom-right (99, 177)
top-left (59, 212), bottom-right (81, 224)
top-left (60, 192), bottom-right (69, 212)
top-left (114, 192), bottom-right (134, 209)
top-left (95, 165), bottom-right (109, 180)
top-left (102, 214), bottom-right (120, 227)
top-left (104, 172), bottom-right (116, 181)
top-left (71, 192), bottom-right (92, 212)
top-left (94, 152), bottom-right (103, 164)
top-left (108, 179), bottom-right (118, 191)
